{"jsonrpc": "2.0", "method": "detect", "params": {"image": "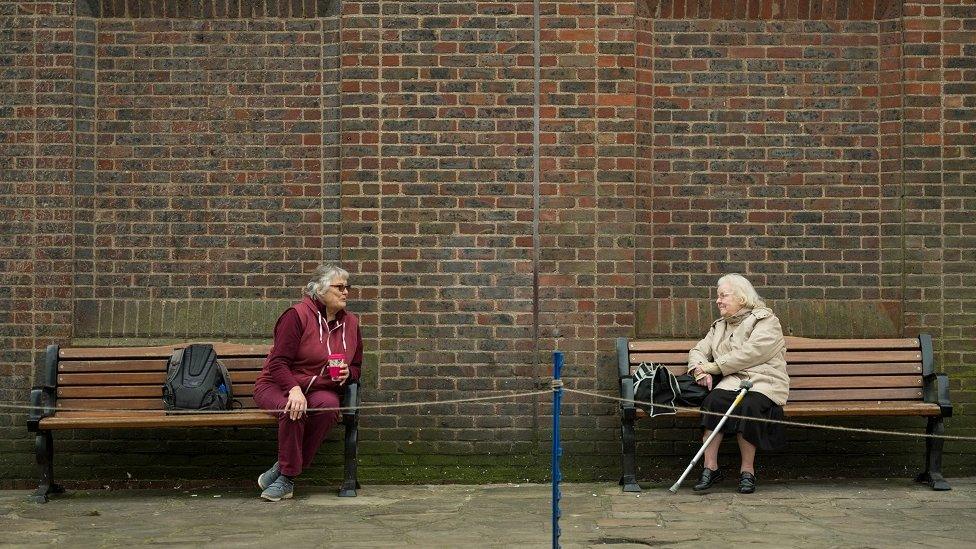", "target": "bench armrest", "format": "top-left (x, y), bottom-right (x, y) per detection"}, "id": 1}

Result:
top-left (27, 385), bottom-right (57, 432)
top-left (341, 381), bottom-right (359, 417)
top-left (923, 372), bottom-right (952, 418)
top-left (616, 337), bottom-right (631, 379)
top-left (618, 376), bottom-right (636, 420)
